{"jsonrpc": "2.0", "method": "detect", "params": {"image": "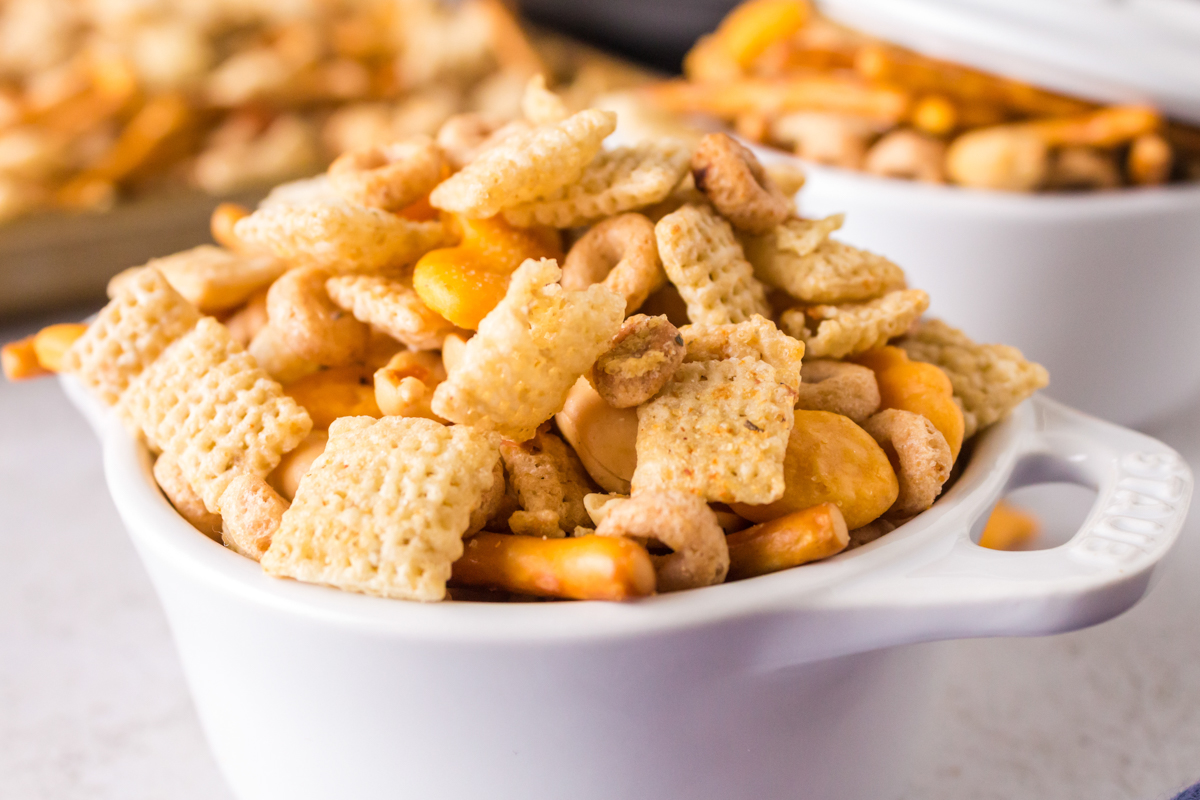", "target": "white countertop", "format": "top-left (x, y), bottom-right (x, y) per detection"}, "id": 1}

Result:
top-left (2, 309), bottom-right (1198, 800)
